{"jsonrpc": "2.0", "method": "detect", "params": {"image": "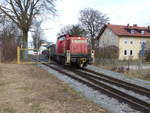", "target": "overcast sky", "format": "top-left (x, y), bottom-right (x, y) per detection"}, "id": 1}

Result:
top-left (41, 0), bottom-right (150, 43)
